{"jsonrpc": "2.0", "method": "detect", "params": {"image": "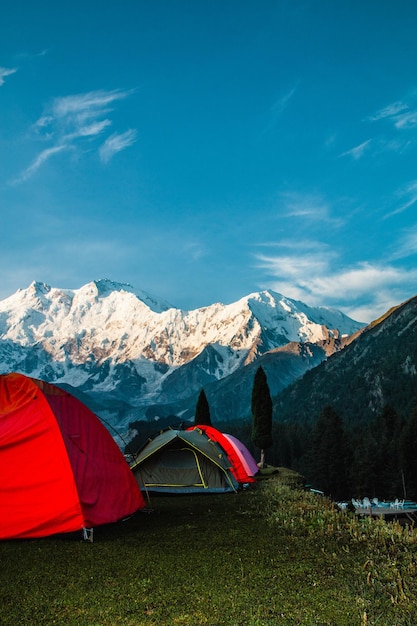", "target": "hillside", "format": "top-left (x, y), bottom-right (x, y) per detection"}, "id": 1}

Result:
top-left (139, 337), bottom-right (349, 425)
top-left (274, 295), bottom-right (417, 426)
